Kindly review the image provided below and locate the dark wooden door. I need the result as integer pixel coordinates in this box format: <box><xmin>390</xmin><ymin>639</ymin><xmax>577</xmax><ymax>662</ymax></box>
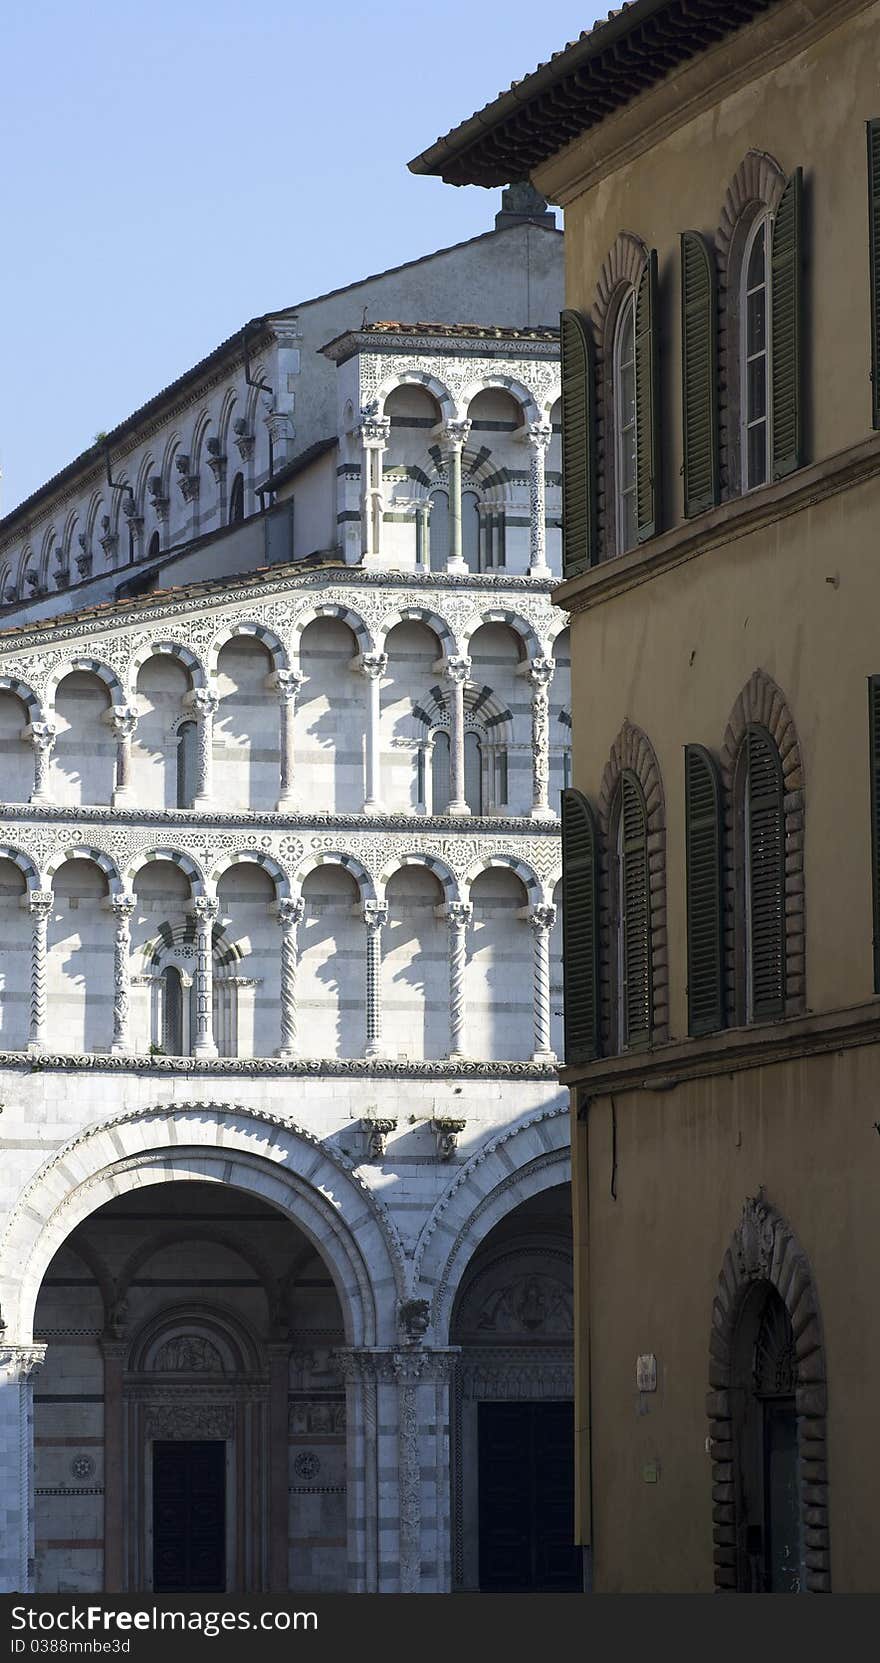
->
<box><xmin>477</xmin><ymin>1402</ymin><xmax>581</xmax><ymax>1592</ymax></box>
<box><xmin>153</xmin><ymin>1440</ymin><xmax>226</xmax><ymax>1592</ymax></box>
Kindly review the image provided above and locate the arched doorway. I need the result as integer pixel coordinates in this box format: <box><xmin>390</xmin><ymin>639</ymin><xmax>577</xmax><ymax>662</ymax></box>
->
<box><xmin>449</xmin><ymin>1184</ymin><xmax>580</xmax><ymax>1592</ymax></box>
<box><xmin>31</xmin><ymin>1181</ymin><xmax>347</xmax><ymax>1593</ymax></box>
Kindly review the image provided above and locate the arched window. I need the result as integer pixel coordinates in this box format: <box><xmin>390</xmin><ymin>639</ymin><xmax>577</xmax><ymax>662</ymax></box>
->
<box><xmin>431</xmin><ymin>730</ymin><xmax>451</xmax><ymax>813</ymax></box>
<box><xmin>614</xmin><ymin>770</ymin><xmax>651</xmax><ymax>1049</ymax></box>
<box><xmin>462</xmin><ymin>490</ymin><xmax>480</xmax><ymax>574</ymax></box>
<box><xmin>735</xmin><ymin>724</ymin><xmax>786</xmax><ymax>1023</ymax></box>
<box><xmin>176</xmin><ymin>721</ymin><xmax>198</xmax><ymax>810</ymax></box>
<box><xmin>161</xmin><ymin>965</ymin><xmax>184</xmax><ymax>1055</ymax></box>
<box><xmin>428</xmin><ymin>489</ymin><xmax>449</xmax><ymax>572</ymax></box>
<box><xmin>741</xmin><ymin>213</ymin><xmax>771</xmax><ymax>491</ymax></box>
<box><xmin>730</xmin><ymin>1283</ymin><xmax>803</xmax><ymax>1592</ymax></box>
<box><xmin>464</xmin><ymin>731</ymin><xmax>482</xmax><ymax>815</ymax></box>
<box><xmin>147</xmin><ymin>530</ymin><xmax>161</xmax><ymax>563</ymax></box>
<box><xmin>229</xmin><ymin>472</ymin><xmax>245</xmax><ymax>525</ymax></box>
<box><xmin>613</xmin><ymin>291</ymin><xmax>638</xmax><ymax>553</ymax></box>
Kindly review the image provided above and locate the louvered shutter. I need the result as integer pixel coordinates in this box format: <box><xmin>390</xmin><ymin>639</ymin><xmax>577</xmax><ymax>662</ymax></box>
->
<box><xmin>746</xmin><ymin>725</ymin><xmax>786</xmax><ymax>1021</ymax></box>
<box><xmin>868</xmin><ymin>123</ymin><xmax>880</xmax><ymax>429</ymax></box>
<box><xmin>562</xmin><ymin>788</ymin><xmax>599</xmax><ymax>1063</ymax></box>
<box><xmin>634</xmin><ymin>251</ymin><xmax>660</xmax><ymax>541</ymax></box>
<box><xmin>620</xmin><ymin>772</ymin><xmax>652</xmax><ymax>1046</ymax></box>
<box><xmin>770</xmin><ymin>168</ymin><xmax>804</xmax><ymax>480</ymax></box>
<box><xmin>685</xmin><ymin>744</ymin><xmax>723</xmax><ymax>1035</ymax></box>
<box><xmin>869</xmin><ymin>677</ymin><xmax>880</xmax><ymax>990</ymax></box>
<box><xmin>680</xmin><ymin>232</ymin><xmax>719</xmax><ymax>517</ymax></box>
<box><xmin>560</xmin><ymin>310</ymin><xmax>598</xmax><ymax>577</ymax></box>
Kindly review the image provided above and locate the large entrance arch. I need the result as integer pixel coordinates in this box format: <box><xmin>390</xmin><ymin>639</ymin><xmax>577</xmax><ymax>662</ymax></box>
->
<box><xmin>0</xmin><ymin>1104</ymin><xmax>405</xmax><ymax>1594</ymax></box>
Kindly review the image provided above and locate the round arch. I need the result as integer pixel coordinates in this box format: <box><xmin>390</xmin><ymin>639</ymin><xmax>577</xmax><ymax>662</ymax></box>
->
<box><xmin>413</xmin><ymin>1103</ymin><xmax>569</xmax><ymax>1341</ymax></box>
<box><xmin>375</xmin><ymin>370</ymin><xmax>455</xmax><ymax>422</ymax></box>
<box><xmin>45</xmin><ymin>657</ymin><xmax>125</xmax><ymax>709</ymax></box>
<box><xmin>291</xmin><ymin>603</ymin><xmax>373</xmax><ymax>658</ymax></box>
<box><xmin>460</xmin><ymin>374</ymin><xmax>541</xmax><ymax>427</ymax></box>
<box><xmin>378</xmin><ymin>851</ymin><xmax>457</xmax><ymax>906</ymax></box>
<box><xmin>208</xmin><ymin>620</ymin><xmax>289</xmax><ymax>676</ymax></box>
<box><xmin>293</xmin><ymin>849</ymin><xmax>375</xmax><ymax>902</ymax></box>
<box><xmin>124</xmin><ymin>847</ymin><xmax>204</xmax><ymax>894</ymax></box>
<box><xmin>0</xmin><ymin>1103</ymin><xmax>406</xmax><ymax>1348</ymax></box>
<box><xmin>208</xmin><ymin>848</ymin><xmax>291</xmax><ymax>898</ymax></box>
<box><xmin>376</xmin><ymin>605</ymin><xmax>457</xmax><ymax>657</ymax></box>
<box><xmin>0</xmin><ymin>845</ymin><xmax>41</xmax><ymax>891</ymax></box>
<box><xmin>45</xmin><ymin>844</ymin><xmax>121</xmax><ymax>891</ymax></box>
<box><xmin>462</xmin><ymin>853</ymin><xmax>542</xmax><ymax>907</ymax></box>
<box><xmin>0</xmin><ymin>674</ymin><xmax>40</xmax><ymax>717</ymax></box>
<box><xmin>129</xmin><ymin>641</ymin><xmax>207</xmax><ymax>694</ymax></box>
<box><xmin>461</xmin><ymin>609</ymin><xmax>541</xmax><ymax>661</ymax></box>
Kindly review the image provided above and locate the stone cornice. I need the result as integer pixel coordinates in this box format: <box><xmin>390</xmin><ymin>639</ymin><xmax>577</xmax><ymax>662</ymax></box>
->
<box><xmin>553</xmin><ymin>430</ymin><xmax>880</xmax><ymax>615</ymax></box>
<box><xmin>0</xmin><ymin>565</ymin><xmax>558</xmax><ymax>660</ymax></box>
<box><xmin>562</xmin><ymin>995</ymin><xmax>880</xmax><ymax>1099</ymax></box>
<box><xmin>0</xmin><ymin>1050</ymin><xmax>559</xmax><ymax>1081</ymax></box>
<box><xmin>0</xmin><ymin>802</ymin><xmax>560</xmax><ymax>837</ymax></box>
<box><xmin>326</xmin><ymin>331</ymin><xmax>560</xmax><ymax>367</ymax></box>
<box><xmin>534</xmin><ymin>0</ymin><xmax>871</xmax><ymax>208</ymax></box>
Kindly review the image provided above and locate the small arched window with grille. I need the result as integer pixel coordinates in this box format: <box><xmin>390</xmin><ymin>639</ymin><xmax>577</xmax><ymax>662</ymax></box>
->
<box><xmin>735</xmin><ymin>724</ymin><xmax>786</xmax><ymax>1022</ymax></box>
<box><xmin>176</xmin><ymin>721</ymin><xmax>198</xmax><ymax>810</ymax></box>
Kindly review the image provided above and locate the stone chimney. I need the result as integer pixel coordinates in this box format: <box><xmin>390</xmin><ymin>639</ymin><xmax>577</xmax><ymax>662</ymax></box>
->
<box><xmin>494</xmin><ymin>182</ymin><xmax>557</xmax><ymax>230</ymax></box>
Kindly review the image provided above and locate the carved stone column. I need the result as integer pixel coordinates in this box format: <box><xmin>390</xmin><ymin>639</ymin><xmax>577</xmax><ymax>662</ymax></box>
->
<box><xmin>360</xmin><ymin>415</ymin><xmax>391</xmax><ymax>565</ymax></box>
<box><xmin>526</xmin><ymin>420</ymin><xmax>553</xmax><ymax>576</ymax></box>
<box><xmin>360</xmin><ymin>652</ymin><xmax>387</xmax><ymax>814</ymax></box>
<box><xmin>445</xmin><ymin>902</ymin><xmax>472</xmax><ymax>1058</ymax></box>
<box><xmin>100</xmin><ymin>1338</ymin><xmax>127</xmax><ymax>1592</ymax></box>
<box><xmin>527</xmin><ymin>657</ymin><xmax>556</xmax><ymax>819</ymax></box>
<box><xmin>415</xmin><ymin>499</ymin><xmax>432</xmax><ymax>568</ymax></box>
<box><xmin>268</xmin><ymin>1341</ymin><xmax>291</xmax><ymax>1591</ymax></box>
<box><xmin>276</xmin><ymin>896</ymin><xmax>304</xmax><ymax>1057</ymax></box>
<box><xmin>441</xmin><ymin>420</ymin><xmax>471</xmax><ymax>573</ymax></box>
<box><xmin>189</xmin><ymin>689</ymin><xmax>218</xmax><ymax>808</ymax></box>
<box><xmin>106</xmin><ymin>892</ymin><xmax>136</xmax><ymax>1055</ymax></box>
<box><xmin>273</xmin><ymin>669</ymin><xmax>304</xmax><ymax>811</ymax></box>
<box><xmin>443</xmin><ymin>656</ymin><xmax>471</xmax><ymax>815</ymax></box>
<box><xmin>27</xmin><ymin>889</ymin><xmax>53</xmax><ymax>1052</ymax></box>
<box><xmin>363</xmin><ymin>901</ymin><xmax>387</xmax><ymax>1057</ymax></box>
<box><xmin>26</xmin><ymin>721</ymin><xmax>56</xmax><ymax>804</ymax></box>
<box><xmin>0</xmin><ymin>1345</ymin><xmax>47</xmax><ymax>1592</ymax></box>
<box><xmin>191</xmin><ymin>895</ymin><xmax>219</xmax><ymax>1057</ymax></box>
<box><xmin>107</xmin><ymin>705</ymin><xmax>138</xmax><ymax>807</ymax></box>
<box><xmin>528</xmin><ymin>903</ymin><xmax>557</xmax><ymax>1061</ymax></box>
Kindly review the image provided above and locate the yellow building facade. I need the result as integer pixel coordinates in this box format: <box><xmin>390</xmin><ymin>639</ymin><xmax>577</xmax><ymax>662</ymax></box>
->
<box><xmin>413</xmin><ymin>0</ymin><xmax>880</xmax><ymax>1592</ymax></box>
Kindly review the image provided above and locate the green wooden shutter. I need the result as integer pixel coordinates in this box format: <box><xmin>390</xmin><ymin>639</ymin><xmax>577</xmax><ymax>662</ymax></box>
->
<box><xmin>867</xmin><ymin>122</ymin><xmax>880</xmax><ymax>429</ymax></box>
<box><xmin>746</xmin><ymin>725</ymin><xmax>786</xmax><ymax>1021</ymax></box>
<box><xmin>562</xmin><ymin>788</ymin><xmax>599</xmax><ymax>1063</ymax></box>
<box><xmin>868</xmin><ymin>677</ymin><xmax>880</xmax><ymax>990</ymax></box>
<box><xmin>680</xmin><ymin>232</ymin><xmax>719</xmax><ymax>517</ymax></box>
<box><xmin>620</xmin><ymin>771</ymin><xmax>652</xmax><ymax>1046</ymax></box>
<box><xmin>634</xmin><ymin>250</ymin><xmax>660</xmax><ymax>541</ymax></box>
<box><xmin>685</xmin><ymin>744</ymin><xmax>723</xmax><ymax>1036</ymax></box>
<box><xmin>560</xmin><ymin>310</ymin><xmax>598</xmax><ymax>577</ymax></box>
<box><xmin>770</xmin><ymin>168</ymin><xmax>804</xmax><ymax>480</ymax></box>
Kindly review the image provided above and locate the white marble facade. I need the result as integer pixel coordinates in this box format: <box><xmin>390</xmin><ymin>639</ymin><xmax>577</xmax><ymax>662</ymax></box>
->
<box><xmin>0</xmin><ymin>212</ymin><xmax>575</xmax><ymax>1595</ymax></box>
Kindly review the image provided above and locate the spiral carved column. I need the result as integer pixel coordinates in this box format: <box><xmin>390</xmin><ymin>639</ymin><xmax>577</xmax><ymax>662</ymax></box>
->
<box><xmin>191</xmin><ymin>895</ymin><xmax>219</xmax><ymax>1057</ymax></box>
<box><xmin>27</xmin><ymin>722</ymin><xmax>56</xmax><ymax>805</ymax></box>
<box><xmin>446</xmin><ymin>901</ymin><xmax>472</xmax><ymax>1058</ymax></box>
<box><xmin>190</xmin><ymin>689</ymin><xmax>218</xmax><ymax>808</ymax></box>
<box><xmin>276</xmin><ymin>896</ymin><xmax>304</xmax><ymax>1057</ymax></box>
<box><xmin>528</xmin><ymin>657</ymin><xmax>555</xmax><ymax>820</ymax></box>
<box><xmin>529</xmin><ymin>903</ymin><xmax>557</xmax><ymax>1061</ymax></box>
<box><xmin>110</xmin><ymin>892</ymin><xmax>135</xmax><ymax>1054</ymax></box>
<box><xmin>363</xmin><ymin>900</ymin><xmax>387</xmax><ymax>1058</ymax></box>
<box><xmin>27</xmin><ymin>890</ymin><xmax>53</xmax><ymax>1051</ymax></box>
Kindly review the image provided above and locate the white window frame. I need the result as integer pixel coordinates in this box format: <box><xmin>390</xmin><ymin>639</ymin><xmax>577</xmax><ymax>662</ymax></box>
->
<box><xmin>740</xmin><ymin>210</ymin><xmax>773</xmax><ymax>493</ymax></box>
<box><xmin>613</xmin><ymin>289</ymin><xmax>638</xmax><ymax>554</ymax></box>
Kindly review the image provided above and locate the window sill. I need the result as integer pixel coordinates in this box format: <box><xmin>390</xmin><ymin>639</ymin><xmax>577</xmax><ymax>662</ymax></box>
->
<box><xmin>552</xmin><ymin>429</ymin><xmax>880</xmax><ymax>615</ymax></box>
<box><xmin>561</xmin><ymin>994</ymin><xmax>880</xmax><ymax>1098</ymax></box>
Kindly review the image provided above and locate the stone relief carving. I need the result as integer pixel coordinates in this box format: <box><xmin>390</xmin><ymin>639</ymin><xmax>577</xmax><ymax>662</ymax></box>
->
<box><xmin>475</xmin><ymin>1274</ymin><xmax>572</xmax><ymax>1336</ymax></box>
<box><xmin>153</xmin><ymin>1335</ymin><xmax>224</xmax><ymax>1373</ymax></box>
<box><xmin>144</xmin><ymin>1403</ymin><xmax>233</xmax><ymax>1439</ymax></box>
<box><xmin>288</xmin><ymin>1398</ymin><xmax>346</xmax><ymax>1435</ymax></box>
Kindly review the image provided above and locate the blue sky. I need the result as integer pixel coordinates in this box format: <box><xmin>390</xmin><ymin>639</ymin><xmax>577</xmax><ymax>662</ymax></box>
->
<box><xmin>0</xmin><ymin>1</ymin><xmax>595</xmax><ymax>514</ymax></box>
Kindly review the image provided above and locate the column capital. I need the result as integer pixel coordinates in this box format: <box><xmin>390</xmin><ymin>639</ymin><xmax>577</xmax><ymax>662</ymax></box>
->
<box><xmin>333</xmin><ymin>1345</ymin><xmax>459</xmax><ymax>1386</ymax></box>
<box><xmin>528</xmin><ymin>903</ymin><xmax>557</xmax><ymax>932</ymax></box>
<box><xmin>106</xmin><ymin>703</ymin><xmax>139</xmax><ymax>739</ymax></box>
<box><xmin>0</xmin><ymin>1344</ymin><xmax>47</xmax><ymax>1381</ymax></box>
<box><xmin>359</xmin><ymin>414</ymin><xmax>391</xmax><ymax>446</ymax></box>
<box><xmin>445</xmin><ymin>901</ymin><xmax>472</xmax><ymax>929</ymax></box>
<box><xmin>191</xmin><ymin>894</ymin><xmax>219</xmax><ymax>922</ymax></box>
<box><xmin>272</xmin><ymin>668</ymin><xmax>305</xmax><ymax>701</ymax></box>
<box><xmin>525</xmin><ymin>419</ymin><xmax>553</xmax><ymax>451</ymax></box>
<box><xmin>276</xmin><ymin>896</ymin><xmax>305</xmax><ymax>928</ymax></box>
<box><xmin>440</xmin><ymin>419</ymin><xmax>471</xmax><ymax>452</ymax></box>
<box><xmin>109</xmin><ymin>891</ymin><xmax>136</xmax><ymax>919</ymax></box>
<box><xmin>359</xmin><ymin>651</ymin><xmax>388</xmax><ymax>681</ymax></box>
<box><xmin>527</xmin><ymin>656</ymin><xmax>555</xmax><ymax>687</ymax></box>
<box><xmin>26</xmin><ymin>720</ymin><xmax>56</xmax><ymax>751</ymax></box>
<box><xmin>188</xmin><ymin>688</ymin><xmax>219</xmax><ymax>720</ymax></box>
<box><xmin>27</xmin><ymin>889</ymin><xmax>53</xmax><ymax>914</ymax></box>
<box><xmin>363</xmin><ymin>900</ymin><xmax>388</xmax><ymax>930</ymax></box>
<box><xmin>443</xmin><ymin>655</ymin><xmax>471</xmax><ymax>687</ymax></box>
